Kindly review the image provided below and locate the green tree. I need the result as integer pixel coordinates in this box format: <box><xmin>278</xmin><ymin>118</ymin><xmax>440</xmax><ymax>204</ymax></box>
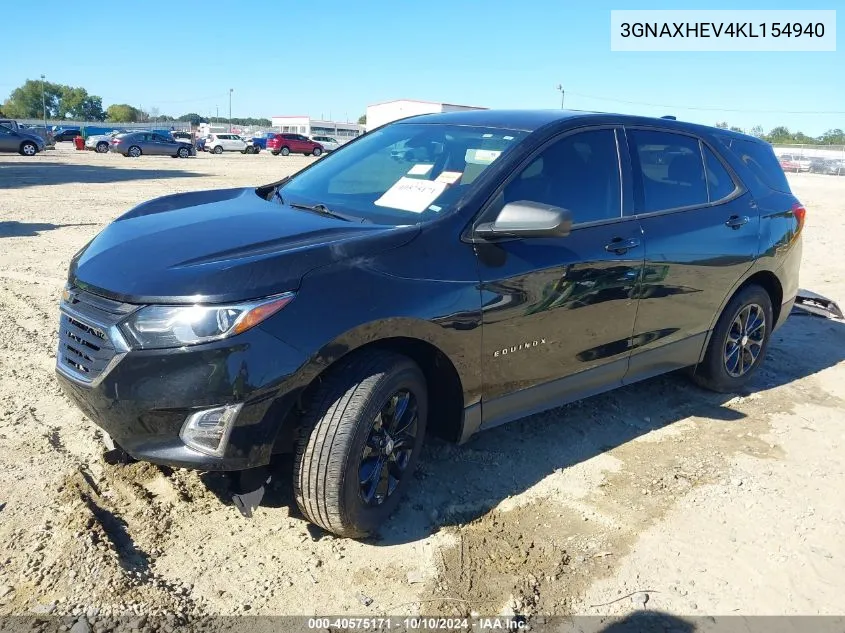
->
<box><xmin>106</xmin><ymin>104</ymin><xmax>142</xmax><ymax>122</ymax></box>
<box><xmin>819</xmin><ymin>128</ymin><xmax>845</xmax><ymax>145</ymax></box>
<box><xmin>358</xmin><ymin>114</ymin><xmax>366</xmax><ymax>125</ymax></box>
<box><xmin>2</xmin><ymin>79</ymin><xmax>61</xmax><ymax>118</ymax></box>
<box><xmin>729</xmin><ymin>126</ymin><xmax>744</xmax><ymax>133</ymax></box>
<box><xmin>750</xmin><ymin>125</ymin><xmax>765</xmax><ymax>138</ymax></box>
<box><xmin>58</xmin><ymin>86</ymin><xmax>105</xmax><ymax>120</ymax></box>
<box><xmin>714</xmin><ymin>121</ymin><xmax>729</xmax><ymax>129</ymax></box>
<box><xmin>178</xmin><ymin>112</ymin><xmax>208</xmax><ymax>124</ymax></box>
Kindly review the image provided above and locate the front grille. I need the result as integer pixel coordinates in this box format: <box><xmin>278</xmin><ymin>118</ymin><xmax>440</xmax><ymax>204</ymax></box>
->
<box><xmin>56</xmin><ymin>286</ymin><xmax>136</xmax><ymax>384</ymax></box>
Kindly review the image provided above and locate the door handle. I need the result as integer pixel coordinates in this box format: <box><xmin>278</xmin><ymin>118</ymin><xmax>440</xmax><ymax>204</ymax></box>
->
<box><xmin>725</xmin><ymin>215</ymin><xmax>750</xmax><ymax>229</ymax></box>
<box><xmin>605</xmin><ymin>237</ymin><xmax>641</xmax><ymax>254</ymax></box>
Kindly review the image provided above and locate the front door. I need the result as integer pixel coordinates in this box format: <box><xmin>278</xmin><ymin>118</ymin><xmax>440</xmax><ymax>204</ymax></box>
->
<box><xmin>476</xmin><ymin>127</ymin><xmax>644</xmax><ymax>429</ymax></box>
<box><xmin>621</xmin><ymin>127</ymin><xmax>760</xmax><ymax>381</ymax></box>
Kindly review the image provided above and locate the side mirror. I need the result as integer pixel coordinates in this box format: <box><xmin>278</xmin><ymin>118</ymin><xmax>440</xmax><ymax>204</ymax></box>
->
<box><xmin>475</xmin><ymin>201</ymin><xmax>572</xmax><ymax>239</ymax></box>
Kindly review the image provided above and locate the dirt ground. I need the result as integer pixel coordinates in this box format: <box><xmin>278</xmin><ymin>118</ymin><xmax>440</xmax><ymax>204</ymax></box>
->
<box><xmin>1</xmin><ymin>145</ymin><xmax>843</xmax><ymax>626</ymax></box>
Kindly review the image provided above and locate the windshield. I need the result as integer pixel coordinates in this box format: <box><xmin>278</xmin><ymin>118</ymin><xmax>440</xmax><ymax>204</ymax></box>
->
<box><xmin>279</xmin><ymin>123</ymin><xmax>527</xmax><ymax>225</ymax></box>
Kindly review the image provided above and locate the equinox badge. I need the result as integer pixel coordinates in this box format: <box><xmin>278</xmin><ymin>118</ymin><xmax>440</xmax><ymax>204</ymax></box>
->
<box><xmin>494</xmin><ymin>339</ymin><xmax>547</xmax><ymax>358</ymax></box>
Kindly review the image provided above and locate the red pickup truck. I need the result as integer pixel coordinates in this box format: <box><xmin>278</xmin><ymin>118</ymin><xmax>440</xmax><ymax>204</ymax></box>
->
<box><xmin>266</xmin><ymin>133</ymin><xmax>324</xmax><ymax>157</ymax></box>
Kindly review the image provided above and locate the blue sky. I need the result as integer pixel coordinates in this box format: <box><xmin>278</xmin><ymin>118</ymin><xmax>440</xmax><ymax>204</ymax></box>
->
<box><xmin>1</xmin><ymin>0</ymin><xmax>842</xmax><ymax>135</ymax></box>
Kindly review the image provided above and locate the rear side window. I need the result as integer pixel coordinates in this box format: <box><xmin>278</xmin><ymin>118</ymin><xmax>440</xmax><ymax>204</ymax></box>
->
<box><xmin>720</xmin><ymin>137</ymin><xmax>791</xmax><ymax>194</ymax></box>
<box><xmin>627</xmin><ymin>129</ymin><xmax>708</xmax><ymax>213</ymax></box>
<box><xmin>703</xmin><ymin>145</ymin><xmax>738</xmax><ymax>201</ymax></box>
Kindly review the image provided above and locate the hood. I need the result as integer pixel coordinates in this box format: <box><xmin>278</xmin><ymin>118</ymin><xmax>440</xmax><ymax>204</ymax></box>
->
<box><xmin>70</xmin><ymin>187</ymin><xmax>418</xmax><ymax>304</ymax></box>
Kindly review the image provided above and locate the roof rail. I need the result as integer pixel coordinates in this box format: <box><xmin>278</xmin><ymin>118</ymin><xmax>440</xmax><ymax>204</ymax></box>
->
<box><xmin>661</xmin><ymin>115</ymin><xmax>677</xmax><ymax>120</ymax></box>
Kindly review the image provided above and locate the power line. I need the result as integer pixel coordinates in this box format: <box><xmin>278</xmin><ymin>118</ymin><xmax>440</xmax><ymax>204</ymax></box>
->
<box><xmin>566</xmin><ymin>91</ymin><xmax>845</xmax><ymax>115</ymax></box>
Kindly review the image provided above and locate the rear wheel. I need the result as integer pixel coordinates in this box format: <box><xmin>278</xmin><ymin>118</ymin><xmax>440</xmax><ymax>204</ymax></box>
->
<box><xmin>212</xmin><ymin>146</ymin><xmax>223</xmax><ymax>154</ymax></box>
<box><xmin>312</xmin><ymin>147</ymin><xmax>323</xmax><ymax>157</ymax></box>
<box><xmin>127</xmin><ymin>145</ymin><xmax>142</xmax><ymax>158</ymax></box>
<box><xmin>691</xmin><ymin>284</ymin><xmax>773</xmax><ymax>393</ymax></box>
<box><xmin>280</xmin><ymin>146</ymin><xmax>290</xmax><ymax>156</ymax></box>
<box><xmin>20</xmin><ymin>142</ymin><xmax>38</xmax><ymax>156</ymax></box>
<box><xmin>96</xmin><ymin>142</ymin><xmax>109</xmax><ymax>153</ymax></box>
<box><xmin>293</xmin><ymin>350</ymin><xmax>428</xmax><ymax>538</ymax></box>
<box><xmin>271</xmin><ymin>151</ymin><xmax>280</xmax><ymax>156</ymax></box>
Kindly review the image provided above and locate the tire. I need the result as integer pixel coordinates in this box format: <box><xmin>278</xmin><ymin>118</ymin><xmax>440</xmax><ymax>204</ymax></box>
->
<box><xmin>127</xmin><ymin>145</ymin><xmax>142</xmax><ymax>158</ymax></box>
<box><xmin>20</xmin><ymin>142</ymin><xmax>38</xmax><ymax>156</ymax></box>
<box><xmin>280</xmin><ymin>146</ymin><xmax>290</xmax><ymax>156</ymax></box>
<box><xmin>243</xmin><ymin>146</ymin><xmax>253</xmax><ymax>154</ymax></box>
<box><xmin>212</xmin><ymin>146</ymin><xmax>223</xmax><ymax>154</ymax></box>
<box><xmin>312</xmin><ymin>147</ymin><xmax>322</xmax><ymax>157</ymax></box>
<box><xmin>293</xmin><ymin>350</ymin><xmax>428</xmax><ymax>538</ymax></box>
<box><xmin>177</xmin><ymin>147</ymin><xmax>189</xmax><ymax>158</ymax></box>
<box><xmin>96</xmin><ymin>142</ymin><xmax>109</xmax><ymax>153</ymax></box>
<box><xmin>691</xmin><ymin>284</ymin><xmax>773</xmax><ymax>393</ymax></box>
<box><xmin>271</xmin><ymin>151</ymin><xmax>280</xmax><ymax>156</ymax></box>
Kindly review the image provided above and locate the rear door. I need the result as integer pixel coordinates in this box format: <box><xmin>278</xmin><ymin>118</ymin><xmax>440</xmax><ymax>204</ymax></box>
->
<box><xmin>622</xmin><ymin>127</ymin><xmax>760</xmax><ymax>381</ymax></box>
<box><xmin>0</xmin><ymin>126</ymin><xmax>19</xmax><ymax>152</ymax></box>
<box><xmin>476</xmin><ymin>126</ymin><xmax>645</xmax><ymax>427</ymax></box>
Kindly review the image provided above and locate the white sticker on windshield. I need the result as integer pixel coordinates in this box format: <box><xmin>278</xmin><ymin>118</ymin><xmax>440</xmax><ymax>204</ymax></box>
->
<box><xmin>503</xmin><ymin>135</ymin><xmax>515</xmax><ymax>140</ymax></box>
<box><xmin>407</xmin><ymin>163</ymin><xmax>433</xmax><ymax>176</ymax></box>
<box><xmin>482</xmin><ymin>133</ymin><xmax>493</xmax><ymax>138</ymax></box>
<box><xmin>375</xmin><ymin>177</ymin><xmax>448</xmax><ymax>213</ymax></box>
<box><xmin>436</xmin><ymin>171</ymin><xmax>463</xmax><ymax>185</ymax></box>
<box><xmin>465</xmin><ymin>148</ymin><xmax>502</xmax><ymax>165</ymax></box>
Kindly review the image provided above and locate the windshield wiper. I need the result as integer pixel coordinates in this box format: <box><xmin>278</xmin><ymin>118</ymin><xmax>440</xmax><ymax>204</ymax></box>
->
<box><xmin>288</xmin><ymin>202</ymin><xmax>367</xmax><ymax>223</ymax></box>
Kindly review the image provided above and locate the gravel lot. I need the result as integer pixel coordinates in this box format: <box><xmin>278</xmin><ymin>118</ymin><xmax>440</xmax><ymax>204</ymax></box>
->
<box><xmin>1</xmin><ymin>145</ymin><xmax>844</xmax><ymax>625</ymax></box>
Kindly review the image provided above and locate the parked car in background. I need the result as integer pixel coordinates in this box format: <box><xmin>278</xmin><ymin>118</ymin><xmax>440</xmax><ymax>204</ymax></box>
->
<box><xmin>110</xmin><ymin>131</ymin><xmax>193</xmax><ymax>158</ymax></box>
<box><xmin>86</xmin><ymin>130</ymin><xmax>128</xmax><ymax>153</ymax></box>
<box><xmin>777</xmin><ymin>153</ymin><xmax>810</xmax><ymax>172</ymax></box>
<box><xmin>53</xmin><ymin>110</ymin><xmax>805</xmax><ymax>538</ymax></box>
<box><xmin>0</xmin><ymin>124</ymin><xmax>47</xmax><ymax>155</ymax></box>
<box><xmin>54</xmin><ymin>128</ymin><xmax>82</xmax><ymax>142</ymax></box>
<box><xmin>206</xmin><ymin>133</ymin><xmax>249</xmax><ymax>154</ymax></box>
<box><xmin>245</xmin><ymin>135</ymin><xmax>268</xmax><ymax>152</ymax></box>
<box><xmin>266</xmin><ymin>133</ymin><xmax>324</xmax><ymax>156</ymax></box>
<box><xmin>172</xmin><ymin>131</ymin><xmax>192</xmax><ymax>143</ymax></box>
<box><xmin>809</xmin><ymin>157</ymin><xmax>845</xmax><ymax>175</ymax></box>
<box><xmin>311</xmin><ymin>135</ymin><xmax>340</xmax><ymax>152</ymax></box>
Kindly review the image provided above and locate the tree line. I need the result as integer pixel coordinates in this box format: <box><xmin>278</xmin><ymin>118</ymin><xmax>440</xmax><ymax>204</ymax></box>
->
<box><xmin>0</xmin><ymin>79</ymin><xmax>271</xmax><ymax>126</ymax></box>
<box><xmin>714</xmin><ymin>122</ymin><xmax>845</xmax><ymax>145</ymax></box>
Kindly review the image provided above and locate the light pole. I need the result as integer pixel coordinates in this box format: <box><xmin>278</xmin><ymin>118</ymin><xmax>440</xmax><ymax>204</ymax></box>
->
<box><xmin>229</xmin><ymin>89</ymin><xmax>233</xmax><ymax>132</ymax></box>
<box><xmin>40</xmin><ymin>74</ymin><xmax>47</xmax><ymax>130</ymax></box>
<box><xmin>556</xmin><ymin>83</ymin><xmax>565</xmax><ymax>109</ymax></box>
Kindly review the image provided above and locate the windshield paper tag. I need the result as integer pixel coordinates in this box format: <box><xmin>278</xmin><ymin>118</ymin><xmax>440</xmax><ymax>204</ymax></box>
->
<box><xmin>407</xmin><ymin>163</ymin><xmax>433</xmax><ymax>176</ymax></box>
<box><xmin>466</xmin><ymin>149</ymin><xmax>502</xmax><ymax>165</ymax></box>
<box><xmin>375</xmin><ymin>177</ymin><xmax>448</xmax><ymax>213</ymax></box>
<box><xmin>436</xmin><ymin>171</ymin><xmax>462</xmax><ymax>185</ymax></box>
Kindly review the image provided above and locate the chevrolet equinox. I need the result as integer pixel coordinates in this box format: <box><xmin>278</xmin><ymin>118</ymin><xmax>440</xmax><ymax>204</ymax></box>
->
<box><xmin>56</xmin><ymin>110</ymin><xmax>804</xmax><ymax>537</ymax></box>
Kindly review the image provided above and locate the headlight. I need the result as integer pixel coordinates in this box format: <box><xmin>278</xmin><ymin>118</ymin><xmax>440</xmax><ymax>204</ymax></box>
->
<box><xmin>120</xmin><ymin>292</ymin><xmax>294</xmax><ymax>350</ymax></box>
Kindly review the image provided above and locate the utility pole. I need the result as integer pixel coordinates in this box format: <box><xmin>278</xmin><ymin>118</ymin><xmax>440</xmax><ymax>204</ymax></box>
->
<box><xmin>229</xmin><ymin>89</ymin><xmax>233</xmax><ymax>132</ymax></box>
<box><xmin>40</xmin><ymin>74</ymin><xmax>47</xmax><ymax>130</ymax></box>
<box><xmin>556</xmin><ymin>84</ymin><xmax>565</xmax><ymax>109</ymax></box>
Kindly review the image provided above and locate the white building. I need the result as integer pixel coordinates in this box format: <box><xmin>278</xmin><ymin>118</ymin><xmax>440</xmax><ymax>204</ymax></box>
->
<box><xmin>365</xmin><ymin>99</ymin><xmax>488</xmax><ymax>132</ymax></box>
<box><xmin>270</xmin><ymin>116</ymin><xmax>364</xmax><ymax>143</ymax></box>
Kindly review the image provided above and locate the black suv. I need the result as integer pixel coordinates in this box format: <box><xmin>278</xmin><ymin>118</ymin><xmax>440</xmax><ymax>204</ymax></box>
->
<box><xmin>56</xmin><ymin>110</ymin><xmax>804</xmax><ymax>537</ymax></box>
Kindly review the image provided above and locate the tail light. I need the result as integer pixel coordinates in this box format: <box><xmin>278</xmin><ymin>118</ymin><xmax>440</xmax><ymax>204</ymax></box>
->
<box><xmin>791</xmin><ymin>202</ymin><xmax>806</xmax><ymax>238</ymax></box>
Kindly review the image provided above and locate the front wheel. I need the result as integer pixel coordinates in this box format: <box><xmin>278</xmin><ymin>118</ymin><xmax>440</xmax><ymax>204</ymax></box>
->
<box><xmin>177</xmin><ymin>147</ymin><xmax>190</xmax><ymax>158</ymax></box>
<box><xmin>691</xmin><ymin>284</ymin><xmax>773</xmax><ymax>393</ymax></box>
<box><xmin>20</xmin><ymin>142</ymin><xmax>38</xmax><ymax>156</ymax></box>
<box><xmin>293</xmin><ymin>350</ymin><xmax>428</xmax><ymax>538</ymax></box>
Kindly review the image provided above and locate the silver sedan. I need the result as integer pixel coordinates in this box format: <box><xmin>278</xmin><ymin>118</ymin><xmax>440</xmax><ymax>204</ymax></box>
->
<box><xmin>110</xmin><ymin>132</ymin><xmax>193</xmax><ymax>158</ymax></box>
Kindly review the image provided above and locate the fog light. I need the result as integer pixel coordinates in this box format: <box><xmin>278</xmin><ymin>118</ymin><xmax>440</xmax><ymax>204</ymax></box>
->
<box><xmin>179</xmin><ymin>403</ymin><xmax>243</xmax><ymax>457</ymax></box>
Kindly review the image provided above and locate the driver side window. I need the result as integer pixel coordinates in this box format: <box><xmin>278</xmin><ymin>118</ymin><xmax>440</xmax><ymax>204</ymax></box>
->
<box><xmin>504</xmin><ymin>129</ymin><xmax>622</xmax><ymax>225</ymax></box>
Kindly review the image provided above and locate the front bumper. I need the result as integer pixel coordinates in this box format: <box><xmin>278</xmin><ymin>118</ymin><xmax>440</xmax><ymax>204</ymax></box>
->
<box><xmin>56</xmin><ymin>325</ymin><xmax>308</xmax><ymax>471</ymax></box>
